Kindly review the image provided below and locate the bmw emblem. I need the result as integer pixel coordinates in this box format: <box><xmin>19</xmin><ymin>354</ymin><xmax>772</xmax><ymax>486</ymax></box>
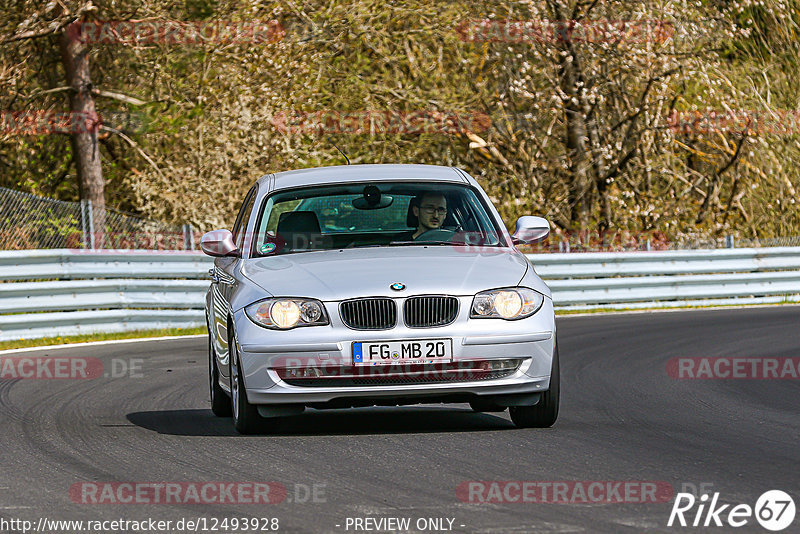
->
<box><xmin>390</xmin><ymin>282</ymin><xmax>406</xmax><ymax>291</ymax></box>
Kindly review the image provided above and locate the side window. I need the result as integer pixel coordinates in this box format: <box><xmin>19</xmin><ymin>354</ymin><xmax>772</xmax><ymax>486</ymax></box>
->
<box><xmin>232</xmin><ymin>186</ymin><xmax>257</xmax><ymax>251</ymax></box>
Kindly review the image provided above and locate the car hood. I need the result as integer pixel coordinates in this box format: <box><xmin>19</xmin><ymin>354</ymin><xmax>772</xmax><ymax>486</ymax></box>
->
<box><xmin>240</xmin><ymin>246</ymin><xmax>531</xmax><ymax>301</ymax></box>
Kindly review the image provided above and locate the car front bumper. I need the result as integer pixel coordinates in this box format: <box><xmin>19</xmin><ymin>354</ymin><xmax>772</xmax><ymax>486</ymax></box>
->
<box><xmin>232</xmin><ymin>296</ymin><xmax>556</xmax><ymax>405</ymax></box>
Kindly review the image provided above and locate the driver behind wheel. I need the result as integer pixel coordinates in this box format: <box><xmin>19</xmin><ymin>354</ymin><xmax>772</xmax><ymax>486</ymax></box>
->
<box><xmin>411</xmin><ymin>192</ymin><xmax>447</xmax><ymax>239</ymax></box>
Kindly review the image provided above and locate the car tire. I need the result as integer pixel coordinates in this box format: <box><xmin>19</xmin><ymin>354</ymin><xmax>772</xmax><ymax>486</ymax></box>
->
<box><xmin>209</xmin><ymin>333</ymin><xmax>232</xmax><ymax>417</ymax></box>
<box><xmin>510</xmin><ymin>342</ymin><xmax>560</xmax><ymax>428</ymax></box>
<box><xmin>229</xmin><ymin>330</ymin><xmax>264</xmax><ymax>435</ymax></box>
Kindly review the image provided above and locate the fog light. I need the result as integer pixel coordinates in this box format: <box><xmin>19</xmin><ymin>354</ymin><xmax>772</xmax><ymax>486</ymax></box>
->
<box><xmin>482</xmin><ymin>359</ymin><xmax>521</xmax><ymax>371</ymax></box>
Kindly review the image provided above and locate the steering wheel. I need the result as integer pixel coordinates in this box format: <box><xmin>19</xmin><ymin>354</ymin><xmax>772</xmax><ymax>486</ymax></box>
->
<box><xmin>415</xmin><ymin>228</ymin><xmax>456</xmax><ymax>242</ymax></box>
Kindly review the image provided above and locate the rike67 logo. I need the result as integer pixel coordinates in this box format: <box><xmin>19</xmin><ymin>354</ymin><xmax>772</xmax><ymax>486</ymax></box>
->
<box><xmin>668</xmin><ymin>490</ymin><xmax>795</xmax><ymax>531</ymax></box>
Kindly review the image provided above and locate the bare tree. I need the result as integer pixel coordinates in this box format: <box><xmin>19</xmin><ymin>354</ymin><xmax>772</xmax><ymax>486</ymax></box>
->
<box><xmin>1</xmin><ymin>2</ymin><xmax>106</xmax><ymax>244</ymax></box>
<box><xmin>59</xmin><ymin>27</ymin><xmax>105</xmax><ymax>244</ymax></box>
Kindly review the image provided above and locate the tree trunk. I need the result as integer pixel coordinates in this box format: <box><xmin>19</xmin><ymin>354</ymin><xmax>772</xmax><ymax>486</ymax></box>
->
<box><xmin>560</xmin><ymin>54</ymin><xmax>593</xmax><ymax>231</ymax></box>
<box><xmin>59</xmin><ymin>28</ymin><xmax>105</xmax><ymax>248</ymax></box>
<box><xmin>549</xmin><ymin>2</ymin><xmax>593</xmax><ymax>231</ymax></box>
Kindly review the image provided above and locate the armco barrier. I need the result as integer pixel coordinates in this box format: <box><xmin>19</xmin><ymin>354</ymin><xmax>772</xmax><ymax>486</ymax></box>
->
<box><xmin>1</xmin><ymin>247</ymin><xmax>799</xmax><ymax>341</ymax></box>
<box><xmin>0</xmin><ymin>250</ymin><xmax>213</xmax><ymax>341</ymax></box>
<box><xmin>531</xmin><ymin>247</ymin><xmax>800</xmax><ymax>309</ymax></box>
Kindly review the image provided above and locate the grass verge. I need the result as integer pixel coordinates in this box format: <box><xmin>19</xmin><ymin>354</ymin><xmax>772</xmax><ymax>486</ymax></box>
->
<box><xmin>0</xmin><ymin>326</ymin><xmax>207</xmax><ymax>351</ymax></box>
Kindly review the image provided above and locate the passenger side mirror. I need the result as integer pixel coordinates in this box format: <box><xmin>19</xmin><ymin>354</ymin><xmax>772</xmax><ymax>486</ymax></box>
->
<box><xmin>511</xmin><ymin>216</ymin><xmax>550</xmax><ymax>244</ymax></box>
<box><xmin>200</xmin><ymin>229</ymin><xmax>240</xmax><ymax>257</ymax></box>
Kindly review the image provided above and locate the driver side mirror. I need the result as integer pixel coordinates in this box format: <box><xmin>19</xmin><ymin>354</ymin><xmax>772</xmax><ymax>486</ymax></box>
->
<box><xmin>511</xmin><ymin>216</ymin><xmax>550</xmax><ymax>244</ymax></box>
<box><xmin>200</xmin><ymin>229</ymin><xmax>240</xmax><ymax>257</ymax></box>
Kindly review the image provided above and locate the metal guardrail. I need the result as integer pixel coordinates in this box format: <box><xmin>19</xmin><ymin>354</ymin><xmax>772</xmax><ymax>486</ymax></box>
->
<box><xmin>532</xmin><ymin>247</ymin><xmax>800</xmax><ymax>309</ymax></box>
<box><xmin>1</xmin><ymin>247</ymin><xmax>799</xmax><ymax>341</ymax></box>
<box><xmin>0</xmin><ymin>250</ymin><xmax>212</xmax><ymax>341</ymax></box>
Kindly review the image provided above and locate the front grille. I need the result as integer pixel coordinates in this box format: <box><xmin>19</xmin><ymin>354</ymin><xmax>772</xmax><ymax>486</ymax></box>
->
<box><xmin>340</xmin><ymin>298</ymin><xmax>397</xmax><ymax>330</ymax></box>
<box><xmin>404</xmin><ymin>296</ymin><xmax>459</xmax><ymax>328</ymax></box>
<box><xmin>277</xmin><ymin>359</ymin><xmax>522</xmax><ymax>387</ymax></box>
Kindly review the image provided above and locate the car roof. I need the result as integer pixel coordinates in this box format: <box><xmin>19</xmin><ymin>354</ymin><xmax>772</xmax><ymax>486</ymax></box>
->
<box><xmin>258</xmin><ymin>164</ymin><xmax>470</xmax><ymax>191</ymax></box>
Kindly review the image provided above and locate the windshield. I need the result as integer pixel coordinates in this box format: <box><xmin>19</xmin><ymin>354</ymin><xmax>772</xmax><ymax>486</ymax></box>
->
<box><xmin>251</xmin><ymin>182</ymin><xmax>504</xmax><ymax>256</ymax></box>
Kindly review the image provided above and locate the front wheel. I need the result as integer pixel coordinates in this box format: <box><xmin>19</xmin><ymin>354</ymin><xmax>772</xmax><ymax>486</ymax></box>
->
<box><xmin>208</xmin><ymin>333</ymin><xmax>231</xmax><ymax>417</ymax></box>
<box><xmin>229</xmin><ymin>330</ymin><xmax>264</xmax><ymax>434</ymax></box>
<box><xmin>510</xmin><ymin>343</ymin><xmax>560</xmax><ymax>428</ymax></box>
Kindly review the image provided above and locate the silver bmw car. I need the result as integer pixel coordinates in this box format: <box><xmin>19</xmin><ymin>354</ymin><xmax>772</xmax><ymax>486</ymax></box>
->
<box><xmin>201</xmin><ymin>164</ymin><xmax>559</xmax><ymax>434</ymax></box>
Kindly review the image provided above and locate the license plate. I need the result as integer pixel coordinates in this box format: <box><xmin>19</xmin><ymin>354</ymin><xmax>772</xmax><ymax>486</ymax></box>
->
<box><xmin>352</xmin><ymin>339</ymin><xmax>452</xmax><ymax>366</ymax></box>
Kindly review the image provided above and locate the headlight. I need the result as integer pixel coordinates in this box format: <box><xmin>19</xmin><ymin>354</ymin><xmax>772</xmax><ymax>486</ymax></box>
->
<box><xmin>245</xmin><ymin>298</ymin><xmax>329</xmax><ymax>330</ymax></box>
<box><xmin>470</xmin><ymin>288</ymin><xmax>544</xmax><ymax>320</ymax></box>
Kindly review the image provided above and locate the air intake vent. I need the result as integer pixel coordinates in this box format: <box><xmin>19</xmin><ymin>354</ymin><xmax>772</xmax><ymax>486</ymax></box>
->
<box><xmin>340</xmin><ymin>298</ymin><xmax>397</xmax><ymax>330</ymax></box>
<box><xmin>403</xmin><ymin>296</ymin><xmax>459</xmax><ymax>328</ymax></box>
<box><xmin>277</xmin><ymin>359</ymin><xmax>522</xmax><ymax>387</ymax></box>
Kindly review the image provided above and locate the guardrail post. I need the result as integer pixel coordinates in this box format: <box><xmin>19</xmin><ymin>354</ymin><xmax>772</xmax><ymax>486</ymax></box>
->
<box><xmin>725</xmin><ymin>235</ymin><xmax>735</xmax><ymax>248</ymax></box>
<box><xmin>80</xmin><ymin>199</ymin><xmax>95</xmax><ymax>250</ymax></box>
<box><xmin>183</xmin><ymin>224</ymin><xmax>195</xmax><ymax>250</ymax></box>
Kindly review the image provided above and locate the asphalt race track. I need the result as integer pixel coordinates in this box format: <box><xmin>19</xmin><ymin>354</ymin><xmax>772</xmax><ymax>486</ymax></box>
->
<box><xmin>1</xmin><ymin>307</ymin><xmax>798</xmax><ymax>533</ymax></box>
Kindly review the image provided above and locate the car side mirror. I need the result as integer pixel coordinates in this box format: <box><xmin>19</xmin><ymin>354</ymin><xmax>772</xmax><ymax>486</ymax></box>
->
<box><xmin>200</xmin><ymin>229</ymin><xmax>240</xmax><ymax>257</ymax></box>
<box><xmin>511</xmin><ymin>216</ymin><xmax>550</xmax><ymax>244</ymax></box>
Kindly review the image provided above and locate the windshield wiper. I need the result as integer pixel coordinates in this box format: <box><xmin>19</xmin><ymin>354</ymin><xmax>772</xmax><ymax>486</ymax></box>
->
<box><xmin>387</xmin><ymin>240</ymin><xmax>452</xmax><ymax>246</ymax></box>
